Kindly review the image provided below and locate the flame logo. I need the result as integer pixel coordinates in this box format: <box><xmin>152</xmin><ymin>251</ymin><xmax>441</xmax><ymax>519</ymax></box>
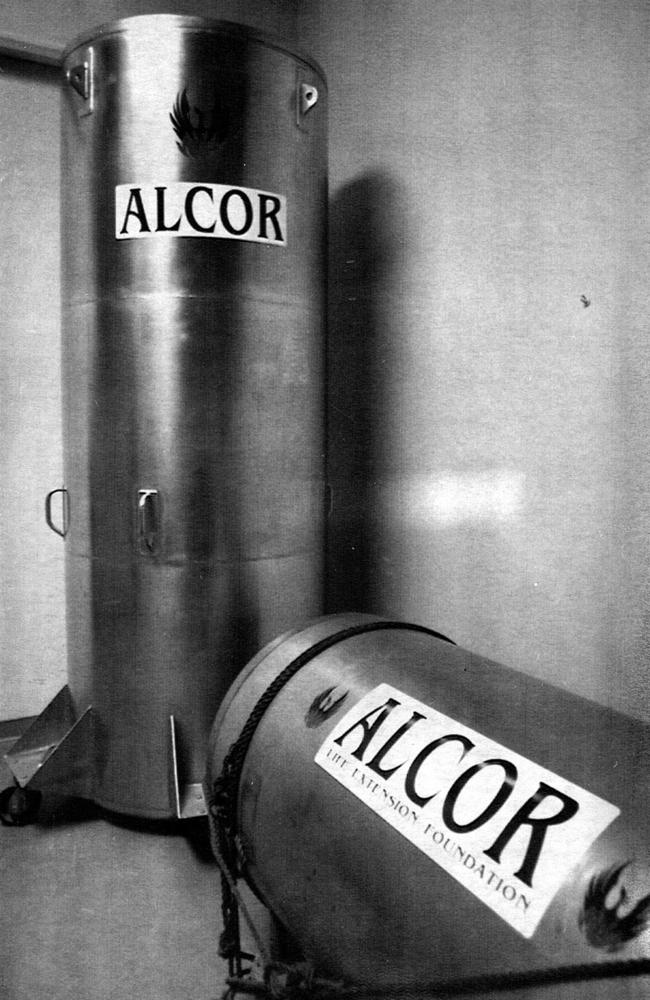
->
<box><xmin>579</xmin><ymin>861</ymin><xmax>650</xmax><ymax>952</ymax></box>
<box><xmin>306</xmin><ymin>687</ymin><xmax>349</xmax><ymax>728</ymax></box>
<box><xmin>169</xmin><ymin>89</ymin><xmax>229</xmax><ymax>158</ymax></box>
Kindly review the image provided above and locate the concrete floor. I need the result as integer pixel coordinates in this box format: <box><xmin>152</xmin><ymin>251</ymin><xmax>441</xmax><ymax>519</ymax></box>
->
<box><xmin>0</xmin><ymin>729</ymin><xmax>233</xmax><ymax>1000</ymax></box>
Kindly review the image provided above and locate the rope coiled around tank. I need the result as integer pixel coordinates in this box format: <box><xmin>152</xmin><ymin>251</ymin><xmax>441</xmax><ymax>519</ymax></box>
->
<box><xmin>221</xmin><ymin>956</ymin><xmax>650</xmax><ymax>999</ymax></box>
<box><xmin>206</xmin><ymin>620</ymin><xmax>453</xmax><ymax>978</ymax></box>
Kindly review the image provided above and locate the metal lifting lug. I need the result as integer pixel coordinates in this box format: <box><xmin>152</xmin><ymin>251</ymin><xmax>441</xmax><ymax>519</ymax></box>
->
<box><xmin>66</xmin><ymin>49</ymin><xmax>94</xmax><ymax>116</ymax></box>
<box><xmin>297</xmin><ymin>81</ymin><xmax>319</xmax><ymax>126</ymax></box>
<box><xmin>68</xmin><ymin>63</ymin><xmax>89</xmax><ymax>99</ymax></box>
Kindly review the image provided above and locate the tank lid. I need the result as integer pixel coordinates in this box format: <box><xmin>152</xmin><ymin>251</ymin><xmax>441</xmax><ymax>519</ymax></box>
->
<box><xmin>62</xmin><ymin>13</ymin><xmax>327</xmax><ymax>83</ymax></box>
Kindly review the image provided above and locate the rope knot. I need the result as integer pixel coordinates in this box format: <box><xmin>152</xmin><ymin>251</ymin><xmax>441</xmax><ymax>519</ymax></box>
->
<box><xmin>210</xmin><ymin>776</ymin><xmax>233</xmax><ymax>820</ymax></box>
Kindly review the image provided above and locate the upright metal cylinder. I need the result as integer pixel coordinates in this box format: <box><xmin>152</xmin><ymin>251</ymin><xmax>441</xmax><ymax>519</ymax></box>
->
<box><xmin>60</xmin><ymin>16</ymin><xmax>327</xmax><ymax>817</ymax></box>
<box><xmin>206</xmin><ymin>614</ymin><xmax>650</xmax><ymax>995</ymax></box>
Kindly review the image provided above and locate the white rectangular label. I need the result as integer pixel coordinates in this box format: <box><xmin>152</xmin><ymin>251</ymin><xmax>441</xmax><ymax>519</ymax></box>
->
<box><xmin>115</xmin><ymin>182</ymin><xmax>287</xmax><ymax>245</ymax></box>
<box><xmin>315</xmin><ymin>684</ymin><xmax>619</xmax><ymax>938</ymax></box>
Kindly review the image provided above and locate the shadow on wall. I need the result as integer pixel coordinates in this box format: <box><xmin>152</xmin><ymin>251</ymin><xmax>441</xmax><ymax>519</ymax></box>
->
<box><xmin>0</xmin><ymin>52</ymin><xmax>60</xmax><ymax>85</ymax></box>
<box><xmin>326</xmin><ymin>170</ymin><xmax>408</xmax><ymax>614</ymax></box>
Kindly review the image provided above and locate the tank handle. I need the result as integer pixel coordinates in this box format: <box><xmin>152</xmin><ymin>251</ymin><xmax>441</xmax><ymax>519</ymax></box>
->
<box><xmin>138</xmin><ymin>489</ymin><xmax>160</xmax><ymax>554</ymax></box>
<box><xmin>45</xmin><ymin>488</ymin><xmax>69</xmax><ymax>538</ymax></box>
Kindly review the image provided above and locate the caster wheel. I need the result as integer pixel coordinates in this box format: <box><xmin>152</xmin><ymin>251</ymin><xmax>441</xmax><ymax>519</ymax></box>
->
<box><xmin>0</xmin><ymin>785</ymin><xmax>42</xmax><ymax>826</ymax></box>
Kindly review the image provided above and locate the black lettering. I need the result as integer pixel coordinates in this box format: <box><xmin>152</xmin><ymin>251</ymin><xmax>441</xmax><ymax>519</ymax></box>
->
<box><xmin>220</xmin><ymin>189</ymin><xmax>253</xmax><ymax>235</ymax></box>
<box><xmin>404</xmin><ymin>734</ymin><xmax>475</xmax><ymax>807</ymax></box>
<box><xmin>334</xmin><ymin>698</ymin><xmax>400</xmax><ymax>761</ymax></box>
<box><xmin>155</xmin><ymin>186</ymin><xmax>182</xmax><ymax>231</ymax></box>
<box><xmin>443</xmin><ymin>758</ymin><xmax>518</xmax><ymax>833</ymax></box>
<box><xmin>366</xmin><ymin>711</ymin><xmax>426</xmax><ymax>779</ymax></box>
<box><xmin>185</xmin><ymin>187</ymin><xmax>215</xmax><ymax>233</ymax></box>
<box><xmin>258</xmin><ymin>194</ymin><xmax>284</xmax><ymax>241</ymax></box>
<box><xmin>119</xmin><ymin>187</ymin><xmax>150</xmax><ymax>234</ymax></box>
<box><xmin>484</xmin><ymin>781</ymin><xmax>580</xmax><ymax>887</ymax></box>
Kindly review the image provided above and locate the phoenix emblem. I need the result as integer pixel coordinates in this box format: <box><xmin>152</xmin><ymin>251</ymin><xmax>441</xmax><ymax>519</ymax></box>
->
<box><xmin>169</xmin><ymin>89</ymin><xmax>229</xmax><ymax>157</ymax></box>
<box><xmin>579</xmin><ymin>861</ymin><xmax>650</xmax><ymax>952</ymax></box>
<box><xmin>306</xmin><ymin>687</ymin><xmax>349</xmax><ymax>728</ymax></box>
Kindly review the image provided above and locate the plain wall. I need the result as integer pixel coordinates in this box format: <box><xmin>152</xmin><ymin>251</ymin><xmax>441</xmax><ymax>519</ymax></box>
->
<box><xmin>0</xmin><ymin>0</ymin><xmax>298</xmax><ymax>52</ymax></box>
<box><xmin>299</xmin><ymin>0</ymin><xmax>649</xmax><ymax>721</ymax></box>
<box><xmin>2</xmin><ymin>0</ymin><xmax>649</xmax><ymax>724</ymax></box>
<box><xmin>0</xmin><ymin>57</ymin><xmax>63</xmax><ymax>720</ymax></box>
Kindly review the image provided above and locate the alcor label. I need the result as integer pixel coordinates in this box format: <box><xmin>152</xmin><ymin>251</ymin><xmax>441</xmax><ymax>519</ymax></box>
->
<box><xmin>115</xmin><ymin>182</ymin><xmax>287</xmax><ymax>245</ymax></box>
<box><xmin>315</xmin><ymin>683</ymin><xmax>620</xmax><ymax>938</ymax></box>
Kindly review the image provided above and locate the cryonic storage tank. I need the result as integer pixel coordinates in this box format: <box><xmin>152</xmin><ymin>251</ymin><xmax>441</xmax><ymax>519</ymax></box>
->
<box><xmin>205</xmin><ymin>614</ymin><xmax>650</xmax><ymax>997</ymax></box>
<box><xmin>7</xmin><ymin>16</ymin><xmax>327</xmax><ymax>820</ymax></box>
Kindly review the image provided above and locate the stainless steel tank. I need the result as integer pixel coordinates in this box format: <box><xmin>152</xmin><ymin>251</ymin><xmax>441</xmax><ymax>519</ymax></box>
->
<box><xmin>205</xmin><ymin>614</ymin><xmax>650</xmax><ymax>997</ymax></box>
<box><xmin>8</xmin><ymin>16</ymin><xmax>327</xmax><ymax>820</ymax></box>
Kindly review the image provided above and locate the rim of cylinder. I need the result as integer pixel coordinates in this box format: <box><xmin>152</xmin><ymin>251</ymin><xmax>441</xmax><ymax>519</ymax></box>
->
<box><xmin>62</xmin><ymin>14</ymin><xmax>327</xmax><ymax>83</ymax></box>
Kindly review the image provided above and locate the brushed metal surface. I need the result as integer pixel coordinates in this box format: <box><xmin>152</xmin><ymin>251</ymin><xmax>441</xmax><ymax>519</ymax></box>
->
<box><xmin>60</xmin><ymin>15</ymin><xmax>327</xmax><ymax>817</ymax></box>
<box><xmin>206</xmin><ymin>614</ymin><xmax>650</xmax><ymax>987</ymax></box>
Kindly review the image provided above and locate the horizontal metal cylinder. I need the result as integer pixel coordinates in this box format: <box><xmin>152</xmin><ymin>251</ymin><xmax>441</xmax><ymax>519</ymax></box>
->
<box><xmin>206</xmin><ymin>613</ymin><xmax>650</xmax><ymax>994</ymax></box>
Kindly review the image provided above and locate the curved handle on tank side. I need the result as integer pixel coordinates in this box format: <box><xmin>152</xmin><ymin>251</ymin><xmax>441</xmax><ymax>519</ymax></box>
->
<box><xmin>137</xmin><ymin>489</ymin><xmax>160</xmax><ymax>555</ymax></box>
<box><xmin>45</xmin><ymin>488</ymin><xmax>69</xmax><ymax>538</ymax></box>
